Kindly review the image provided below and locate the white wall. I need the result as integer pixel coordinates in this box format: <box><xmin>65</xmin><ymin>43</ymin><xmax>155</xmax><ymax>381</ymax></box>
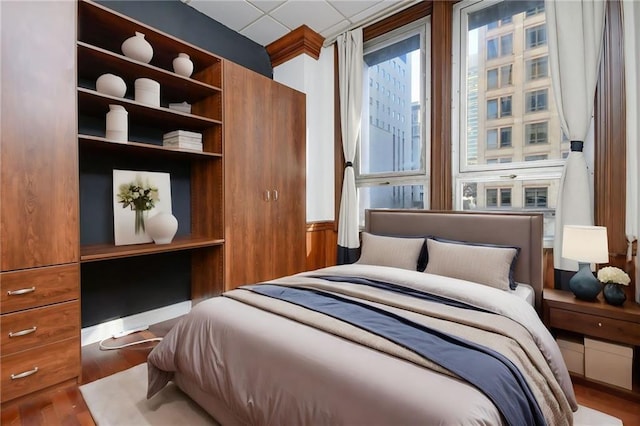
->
<box><xmin>273</xmin><ymin>47</ymin><xmax>335</xmax><ymax>222</ymax></box>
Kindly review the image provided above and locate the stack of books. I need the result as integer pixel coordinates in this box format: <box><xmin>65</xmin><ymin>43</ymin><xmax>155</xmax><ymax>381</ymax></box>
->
<box><xmin>163</xmin><ymin>130</ymin><xmax>203</xmax><ymax>151</ymax></box>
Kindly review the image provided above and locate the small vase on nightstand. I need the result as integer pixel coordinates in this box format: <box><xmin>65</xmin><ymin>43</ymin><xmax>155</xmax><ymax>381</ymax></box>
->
<box><xmin>603</xmin><ymin>282</ymin><xmax>626</xmax><ymax>306</ymax></box>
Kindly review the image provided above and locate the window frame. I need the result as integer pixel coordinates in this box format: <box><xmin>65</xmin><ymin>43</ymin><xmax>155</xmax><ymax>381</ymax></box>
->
<box><xmin>452</xmin><ymin>0</ymin><xmax>568</xmax><ymax>246</ymax></box>
<box><xmin>356</xmin><ymin>18</ymin><xmax>432</xmax><ymax>226</ymax></box>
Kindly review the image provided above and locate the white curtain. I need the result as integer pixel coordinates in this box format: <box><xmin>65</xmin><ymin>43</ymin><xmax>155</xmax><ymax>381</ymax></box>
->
<box><xmin>622</xmin><ymin>0</ymin><xmax>640</xmax><ymax>302</ymax></box>
<box><xmin>336</xmin><ymin>28</ymin><xmax>363</xmax><ymax>264</ymax></box>
<box><xmin>547</xmin><ymin>0</ymin><xmax>606</xmax><ymax>272</ymax></box>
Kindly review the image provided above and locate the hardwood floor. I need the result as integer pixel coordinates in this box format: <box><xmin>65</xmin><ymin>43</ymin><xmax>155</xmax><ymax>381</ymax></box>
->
<box><xmin>2</xmin><ymin>318</ymin><xmax>639</xmax><ymax>425</ymax></box>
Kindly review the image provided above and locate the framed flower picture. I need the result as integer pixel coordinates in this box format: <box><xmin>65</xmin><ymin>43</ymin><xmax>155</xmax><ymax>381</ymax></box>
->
<box><xmin>113</xmin><ymin>170</ymin><xmax>172</xmax><ymax>246</ymax></box>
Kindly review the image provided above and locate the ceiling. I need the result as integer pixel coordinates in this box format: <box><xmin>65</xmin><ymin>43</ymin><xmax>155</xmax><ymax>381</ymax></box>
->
<box><xmin>183</xmin><ymin>0</ymin><xmax>418</xmax><ymax>47</ymax></box>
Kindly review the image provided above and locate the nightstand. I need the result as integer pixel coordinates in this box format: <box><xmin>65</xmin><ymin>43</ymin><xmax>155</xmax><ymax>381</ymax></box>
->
<box><xmin>543</xmin><ymin>289</ymin><xmax>640</xmax><ymax>401</ymax></box>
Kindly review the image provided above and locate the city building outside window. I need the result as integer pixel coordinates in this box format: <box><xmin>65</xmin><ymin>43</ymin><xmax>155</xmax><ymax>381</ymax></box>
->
<box><xmin>357</xmin><ymin>19</ymin><xmax>431</xmax><ymax>226</ymax></box>
<box><xmin>453</xmin><ymin>0</ymin><xmax>570</xmax><ymax>243</ymax></box>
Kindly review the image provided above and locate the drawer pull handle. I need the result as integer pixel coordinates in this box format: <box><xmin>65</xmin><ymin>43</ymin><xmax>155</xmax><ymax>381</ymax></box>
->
<box><xmin>10</xmin><ymin>367</ymin><xmax>39</xmax><ymax>380</ymax></box>
<box><xmin>9</xmin><ymin>326</ymin><xmax>37</xmax><ymax>338</ymax></box>
<box><xmin>7</xmin><ymin>287</ymin><xmax>36</xmax><ymax>296</ymax></box>
<box><xmin>598</xmin><ymin>322</ymin><xmax>602</xmax><ymax>327</ymax></box>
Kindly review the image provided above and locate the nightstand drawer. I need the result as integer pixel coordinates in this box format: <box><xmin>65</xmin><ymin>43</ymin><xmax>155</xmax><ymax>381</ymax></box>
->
<box><xmin>1</xmin><ymin>301</ymin><xmax>79</xmax><ymax>355</ymax></box>
<box><xmin>0</xmin><ymin>264</ymin><xmax>79</xmax><ymax>314</ymax></box>
<box><xmin>0</xmin><ymin>337</ymin><xmax>79</xmax><ymax>403</ymax></box>
<box><xmin>549</xmin><ymin>308</ymin><xmax>640</xmax><ymax>346</ymax></box>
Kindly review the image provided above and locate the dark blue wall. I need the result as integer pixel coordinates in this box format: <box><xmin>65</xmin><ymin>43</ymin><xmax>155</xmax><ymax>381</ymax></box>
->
<box><xmin>97</xmin><ymin>0</ymin><xmax>273</xmax><ymax>78</ymax></box>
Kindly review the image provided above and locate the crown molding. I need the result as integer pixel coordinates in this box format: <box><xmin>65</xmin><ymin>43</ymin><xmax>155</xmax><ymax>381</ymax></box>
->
<box><xmin>267</xmin><ymin>25</ymin><xmax>325</xmax><ymax>68</ymax></box>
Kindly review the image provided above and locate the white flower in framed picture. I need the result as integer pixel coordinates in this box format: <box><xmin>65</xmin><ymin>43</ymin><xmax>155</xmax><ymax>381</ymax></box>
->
<box><xmin>113</xmin><ymin>170</ymin><xmax>172</xmax><ymax>246</ymax></box>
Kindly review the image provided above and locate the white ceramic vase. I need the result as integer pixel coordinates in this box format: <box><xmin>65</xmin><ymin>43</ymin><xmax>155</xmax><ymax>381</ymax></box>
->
<box><xmin>172</xmin><ymin>53</ymin><xmax>194</xmax><ymax>77</ymax></box>
<box><xmin>134</xmin><ymin>78</ymin><xmax>160</xmax><ymax>107</ymax></box>
<box><xmin>145</xmin><ymin>212</ymin><xmax>178</xmax><ymax>244</ymax></box>
<box><xmin>121</xmin><ymin>31</ymin><xmax>153</xmax><ymax>63</ymax></box>
<box><xmin>96</xmin><ymin>73</ymin><xmax>127</xmax><ymax>98</ymax></box>
<box><xmin>105</xmin><ymin>104</ymin><xmax>128</xmax><ymax>142</ymax></box>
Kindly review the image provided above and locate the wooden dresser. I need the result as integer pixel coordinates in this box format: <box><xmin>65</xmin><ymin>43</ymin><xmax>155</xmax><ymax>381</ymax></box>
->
<box><xmin>0</xmin><ymin>1</ymin><xmax>80</xmax><ymax>404</ymax></box>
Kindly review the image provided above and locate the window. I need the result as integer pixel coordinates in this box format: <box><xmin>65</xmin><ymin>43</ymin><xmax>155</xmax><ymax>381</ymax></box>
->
<box><xmin>526</xmin><ymin>4</ymin><xmax>545</xmax><ymax>17</ymax></box>
<box><xmin>526</xmin><ymin>24</ymin><xmax>547</xmax><ymax>49</ymax></box>
<box><xmin>500</xmin><ymin>127</ymin><xmax>512</xmax><ymax>147</ymax></box>
<box><xmin>487</xmin><ymin>38</ymin><xmax>498</xmax><ymax>59</ymax></box>
<box><xmin>487</xmin><ymin>99</ymin><xmax>498</xmax><ymax>119</ymax></box>
<box><xmin>487</xmin><ymin>96</ymin><xmax>511</xmax><ymax>119</ymax></box>
<box><xmin>526</xmin><ymin>56</ymin><xmax>548</xmax><ymax>80</ymax></box>
<box><xmin>526</xmin><ymin>122</ymin><xmax>548</xmax><ymax>144</ymax></box>
<box><xmin>486</xmin><ymin>188</ymin><xmax>511</xmax><ymax>208</ymax></box>
<box><xmin>526</xmin><ymin>89</ymin><xmax>548</xmax><ymax>112</ymax></box>
<box><xmin>500</xmin><ymin>65</ymin><xmax>512</xmax><ymax>87</ymax></box>
<box><xmin>486</xmin><ymin>127</ymin><xmax>511</xmax><ymax>149</ymax></box>
<box><xmin>525</xmin><ymin>187</ymin><xmax>548</xmax><ymax>207</ymax></box>
<box><xmin>487</xmin><ymin>129</ymin><xmax>498</xmax><ymax>149</ymax></box>
<box><xmin>500</xmin><ymin>96</ymin><xmax>512</xmax><ymax>117</ymax></box>
<box><xmin>500</xmin><ymin>34</ymin><xmax>513</xmax><ymax>56</ymax></box>
<box><xmin>357</xmin><ymin>19</ymin><xmax>431</xmax><ymax>225</ymax></box>
<box><xmin>454</xmin><ymin>0</ymin><xmax>565</xmax><ymax>242</ymax></box>
<box><xmin>487</xmin><ymin>68</ymin><xmax>499</xmax><ymax>89</ymax></box>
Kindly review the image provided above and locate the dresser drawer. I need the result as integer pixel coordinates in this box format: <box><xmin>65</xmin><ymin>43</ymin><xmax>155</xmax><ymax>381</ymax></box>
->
<box><xmin>1</xmin><ymin>301</ymin><xmax>79</xmax><ymax>355</ymax></box>
<box><xmin>1</xmin><ymin>337</ymin><xmax>79</xmax><ymax>403</ymax></box>
<box><xmin>0</xmin><ymin>264</ymin><xmax>79</xmax><ymax>314</ymax></box>
<box><xmin>549</xmin><ymin>308</ymin><xmax>640</xmax><ymax>346</ymax></box>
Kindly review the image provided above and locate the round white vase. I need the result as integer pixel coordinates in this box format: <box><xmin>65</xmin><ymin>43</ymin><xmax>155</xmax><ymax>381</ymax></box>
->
<box><xmin>146</xmin><ymin>212</ymin><xmax>178</xmax><ymax>244</ymax></box>
<box><xmin>172</xmin><ymin>53</ymin><xmax>193</xmax><ymax>77</ymax></box>
<box><xmin>105</xmin><ymin>104</ymin><xmax>128</xmax><ymax>142</ymax></box>
<box><xmin>96</xmin><ymin>73</ymin><xmax>127</xmax><ymax>98</ymax></box>
<box><xmin>121</xmin><ymin>31</ymin><xmax>153</xmax><ymax>63</ymax></box>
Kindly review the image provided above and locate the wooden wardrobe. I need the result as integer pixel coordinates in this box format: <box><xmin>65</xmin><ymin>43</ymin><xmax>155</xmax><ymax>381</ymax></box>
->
<box><xmin>223</xmin><ymin>61</ymin><xmax>306</xmax><ymax>289</ymax></box>
<box><xmin>0</xmin><ymin>1</ymin><xmax>81</xmax><ymax>403</ymax></box>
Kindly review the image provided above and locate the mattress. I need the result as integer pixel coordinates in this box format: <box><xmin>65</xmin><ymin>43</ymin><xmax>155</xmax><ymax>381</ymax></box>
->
<box><xmin>148</xmin><ymin>265</ymin><xmax>576</xmax><ymax>425</ymax></box>
<box><xmin>512</xmin><ymin>282</ymin><xmax>535</xmax><ymax>306</ymax></box>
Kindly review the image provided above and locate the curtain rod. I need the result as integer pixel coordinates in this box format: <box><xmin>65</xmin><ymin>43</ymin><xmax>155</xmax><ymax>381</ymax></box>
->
<box><xmin>323</xmin><ymin>0</ymin><xmax>421</xmax><ymax>47</ymax></box>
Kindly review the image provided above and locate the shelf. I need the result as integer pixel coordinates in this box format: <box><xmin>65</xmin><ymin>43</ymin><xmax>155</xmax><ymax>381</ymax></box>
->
<box><xmin>78</xmin><ymin>0</ymin><xmax>222</xmax><ymax>87</ymax></box>
<box><xmin>78</xmin><ymin>87</ymin><xmax>221</xmax><ymax>131</ymax></box>
<box><xmin>78</xmin><ymin>42</ymin><xmax>221</xmax><ymax>105</ymax></box>
<box><xmin>79</xmin><ymin>134</ymin><xmax>222</xmax><ymax>159</ymax></box>
<box><xmin>81</xmin><ymin>236</ymin><xmax>224</xmax><ymax>262</ymax></box>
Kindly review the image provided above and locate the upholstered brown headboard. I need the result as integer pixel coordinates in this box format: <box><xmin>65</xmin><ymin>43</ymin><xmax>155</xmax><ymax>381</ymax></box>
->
<box><xmin>364</xmin><ymin>209</ymin><xmax>544</xmax><ymax>310</ymax></box>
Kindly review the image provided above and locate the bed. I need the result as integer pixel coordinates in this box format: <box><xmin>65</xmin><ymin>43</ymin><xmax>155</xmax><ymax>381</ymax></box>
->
<box><xmin>147</xmin><ymin>210</ymin><xmax>577</xmax><ymax>425</ymax></box>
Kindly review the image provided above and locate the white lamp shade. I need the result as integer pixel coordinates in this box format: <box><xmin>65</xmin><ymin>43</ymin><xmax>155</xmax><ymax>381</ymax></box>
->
<box><xmin>562</xmin><ymin>225</ymin><xmax>609</xmax><ymax>263</ymax></box>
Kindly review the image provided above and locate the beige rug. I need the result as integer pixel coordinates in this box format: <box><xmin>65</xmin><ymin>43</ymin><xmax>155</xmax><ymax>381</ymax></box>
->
<box><xmin>80</xmin><ymin>362</ymin><xmax>622</xmax><ymax>426</ymax></box>
<box><xmin>79</xmin><ymin>363</ymin><xmax>217</xmax><ymax>425</ymax></box>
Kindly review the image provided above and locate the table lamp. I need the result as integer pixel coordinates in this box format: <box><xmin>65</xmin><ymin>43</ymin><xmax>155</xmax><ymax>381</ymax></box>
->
<box><xmin>562</xmin><ymin>225</ymin><xmax>609</xmax><ymax>300</ymax></box>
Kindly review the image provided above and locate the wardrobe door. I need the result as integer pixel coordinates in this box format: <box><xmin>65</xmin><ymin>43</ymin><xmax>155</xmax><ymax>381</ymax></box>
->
<box><xmin>0</xmin><ymin>0</ymin><xmax>78</xmax><ymax>271</ymax></box>
<box><xmin>223</xmin><ymin>61</ymin><xmax>273</xmax><ymax>289</ymax></box>
<box><xmin>269</xmin><ymin>82</ymin><xmax>306</xmax><ymax>279</ymax></box>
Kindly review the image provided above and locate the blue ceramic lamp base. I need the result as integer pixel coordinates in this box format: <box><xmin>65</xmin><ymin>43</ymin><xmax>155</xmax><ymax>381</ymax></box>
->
<box><xmin>569</xmin><ymin>262</ymin><xmax>602</xmax><ymax>301</ymax></box>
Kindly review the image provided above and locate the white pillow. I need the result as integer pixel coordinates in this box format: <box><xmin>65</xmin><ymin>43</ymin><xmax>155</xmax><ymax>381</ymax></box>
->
<box><xmin>356</xmin><ymin>232</ymin><xmax>425</xmax><ymax>271</ymax></box>
<box><xmin>424</xmin><ymin>238</ymin><xmax>518</xmax><ymax>291</ymax></box>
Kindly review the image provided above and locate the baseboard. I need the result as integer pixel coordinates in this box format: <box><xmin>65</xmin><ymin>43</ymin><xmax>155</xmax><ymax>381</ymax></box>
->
<box><xmin>81</xmin><ymin>301</ymin><xmax>192</xmax><ymax>346</ymax></box>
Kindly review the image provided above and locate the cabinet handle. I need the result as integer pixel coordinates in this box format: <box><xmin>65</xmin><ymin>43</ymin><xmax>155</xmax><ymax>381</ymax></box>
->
<box><xmin>9</xmin><ymin>326</ymin><xmax>37</xmax><ymax>338</ymax></box>
<box><xmin>598</xmin><ymin>322</ymin><xmax>602</xmax><ymax>327</ymax></box>
<box><xmin>265</xmin><ymin>190</ymin><xmax>271</xmax><ymax>201</ymax></box>
<box><xmin>273</xmin><ymin>189</ymin><xmax>279</xmax><ymax>201</ymax></box>
<box><xmin>11</xmin><ymin>367</ymin><xmax>39</xmax><ymax>380</ymax></box>
<box><xmin>7</xmin><ymin>287</ymin><xmax>36</xmax><ymax>296</ymax></box>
